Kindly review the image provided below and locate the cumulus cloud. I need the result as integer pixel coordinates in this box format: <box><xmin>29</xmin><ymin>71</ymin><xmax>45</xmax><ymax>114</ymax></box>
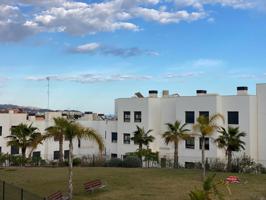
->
<box><xmin>68</xmin><ymin>42</ymin><xmax>159</xmax><ymax>57</ymax></box>
<box><xmin>26</xmin><ymin>73</ymin><xmax>153</xmax><ymax>83</ymax></box>
<box><xmin>0</xmin><ymin>0</ymin><xmax>263</xmax><ymax>42</ymax></box>
<box><xmin>0</xmin><ymin>4</ymin><xmax>37</xmax><ymax>42</ymax></box>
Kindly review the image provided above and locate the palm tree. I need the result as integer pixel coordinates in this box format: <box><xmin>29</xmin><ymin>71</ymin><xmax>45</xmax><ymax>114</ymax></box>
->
<box><xmin>193</xmin><ymin>114</ymin><xmax>224</xmax><ymax>180</ymax></box>
<box><xmin>62</xmin><ymin>119</ymin><xmax>104</xmax><ymax>200</ymax></box>
<box><xmin>6</xmin><ymin>123</ymin><xmax>42</xmax><ymax>159</ymax></box>
<box><xmin>162</xmin><ymin>120</ymin><xmax>190</xmax><ymax>168</ymax></box>
<box><xmin>215</xmin><ymin>126</ymin><xmax>246</xmax><ymax>171</ymax></box>
<box><xmin>131</xmin><ymin>126</ymin><xmax>154</xmax><ymax>166</ymax></box>
<box><xmin>45</xmin><ymin>117</ymin><xmax>69</xmax><ymax>165</ymax></box>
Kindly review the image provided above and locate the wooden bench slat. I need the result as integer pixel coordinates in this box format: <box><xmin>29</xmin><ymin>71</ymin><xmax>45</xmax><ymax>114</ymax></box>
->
<box><xmin>84</xmin><ymin>179</ymin><xmax>105</xmax><ymax>192</ymax></box>
<box><xmin>47</xmin><ymin>191</ymin><xmax>64</xmax><ymax>200</ymax></box>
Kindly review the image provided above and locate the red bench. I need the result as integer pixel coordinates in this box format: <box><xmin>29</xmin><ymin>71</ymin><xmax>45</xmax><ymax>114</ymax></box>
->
<box><xmin>84</xmin><ymin>179</ymin><xmax>105</xmax><ymax>192</ymax></box>
<box><xmin>226</xmin><ymin>176</ymin><xmax>240</xmax><ymax>184</ymax></box>
<box><xmin>47</xmin><ymin>191</ymin><xmax>68</xmax><ymax>200</ymax></box>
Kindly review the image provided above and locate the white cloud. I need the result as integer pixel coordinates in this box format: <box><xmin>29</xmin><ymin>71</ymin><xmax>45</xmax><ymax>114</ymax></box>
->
<box><xmin>173</xmin><ymin>0</ymin><xmax>257</xmax><ymax>10</ymax></box>
<box><xmin>164</xmin><ymin>71</ymin><xmax>204</xmax><ymax>79</ymax></box>
<box><xmin>132</xmin><ymin>7</ymin><xmax>205</xmax><ymax>23</ymax></box>
<box><xmin>26</xmin><ymin>73</ymin><xmax>153</xmax><ymax>83</ymax></box>
<box><xmin>72</xmin><ymin>43</ymin><xmax>101</xmax><ymax>53</ymax></box>
<box><xmin>192</xmin><ymin>58</ymin><xmax>223</xmax><ymax>67</ymax></box>
<box><xmin>0</xmin><ymin>0</ymin><xmax>263</xmax><ymax>42</ymax></box>
<box><xmin>69</xmin><ymin>42</ymin><xmax>159</xmax><ymax>57</ymax></box>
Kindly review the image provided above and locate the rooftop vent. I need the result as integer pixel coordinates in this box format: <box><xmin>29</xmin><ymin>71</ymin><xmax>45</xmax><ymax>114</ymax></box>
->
<box><xmin>237</xmin><ymin>86</ymin><xmax>248</xmax><ymax>95</ymax></box>
<box><xmin>162</xmin><ymin>90</ymin><xmax>169</xmax><ymax>97</ymax></box>
<box><xmin>135</xmin><ymin>92</ymin><xmax>144</xmax><ymax>98</ymax></box>
<box><xmin>196</xmin><ymin>90</ymin><xmax>207</xmax><ymax>96</ymax></box>
<box><xmin>149</xmin><ymin>90</ymin><xmax>158</xmax><ymax>98</ymax></box>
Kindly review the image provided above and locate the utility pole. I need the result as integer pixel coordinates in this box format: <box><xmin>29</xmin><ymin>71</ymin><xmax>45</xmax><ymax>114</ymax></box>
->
<box><xmin>46</xmin><ymin>77</ymin><xmax>50</xmax><ymax>110</ymax></box>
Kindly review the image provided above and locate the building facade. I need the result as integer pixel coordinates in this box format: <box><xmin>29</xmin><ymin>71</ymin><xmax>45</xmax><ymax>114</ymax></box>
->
<box><xmin>0</xmin><ymin>83</ymin><xmax>266</xmax><ymax>166</ymax></box>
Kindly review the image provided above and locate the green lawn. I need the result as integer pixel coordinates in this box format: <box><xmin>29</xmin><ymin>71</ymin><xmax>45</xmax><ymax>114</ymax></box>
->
<box><xmin>0</xmin><ymin>167</ymin><xmax>266</xmax><ymax>200</ymax></box>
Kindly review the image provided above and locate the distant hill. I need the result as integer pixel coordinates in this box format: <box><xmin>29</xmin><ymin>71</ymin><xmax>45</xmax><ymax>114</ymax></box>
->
<box><xmin>0</xmin><ymin>104</ymin><xmax>52</xmax><ymax>113</ymax></box>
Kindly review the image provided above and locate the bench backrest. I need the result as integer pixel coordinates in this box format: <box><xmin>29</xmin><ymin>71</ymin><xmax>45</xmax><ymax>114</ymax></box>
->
<box><xmin>84</xmin><ymin>179</ymin><xmax>102</xmax><ymax>189</ymax></box>
<box><xmin>47</xmin><ymin>191</ymin><xmax>63</xmax><ymax>200</ymax></box>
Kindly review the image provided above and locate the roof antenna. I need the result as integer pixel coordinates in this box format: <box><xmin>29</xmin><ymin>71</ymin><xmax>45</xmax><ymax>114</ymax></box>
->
<box><xmin>46</xmin><ymin>77</ymin><xmax>50</xmax><ymax>110</ymax></box>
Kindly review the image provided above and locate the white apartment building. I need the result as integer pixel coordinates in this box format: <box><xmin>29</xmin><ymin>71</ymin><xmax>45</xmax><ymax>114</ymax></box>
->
<box><xmin>0</xmin><ymin>83</ymin><xmax>266</xmax><ymax>166</ymax></box>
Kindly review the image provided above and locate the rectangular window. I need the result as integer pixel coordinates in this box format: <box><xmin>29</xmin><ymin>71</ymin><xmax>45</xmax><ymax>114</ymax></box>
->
<box><xmin>185</xmin><ymin>137</ymin><xmax>195</xmax><ymax>149</ymax></box>
<box><xmin>199</xmin><ymin>137</ymin><xmax>210</xmax><ymax>150</ymax></box>
<box><xmin>32</xmin><ymin>151</ymin><xmax>41</xmax><ymax>159</ymax></box>
<box><xmin>185</xmin><ymin>111</ymin><xmax>195</xmax><ymax>124</ymax></box>
<box><xmin>0</xmin><ymin>126</ymin><xmax>2</xmax><ymax>136</ymax></box>
<box><xmin>228</xmin><ymin>111</ymin><xmax>239</xmax><ymax>124</ymax></box>
<box><xmin>185</xmin><ymin>162</ymin><xmax>195</xmax><ymax>169</ymax></box>
<box><xmin>199</xmin><ymin>111</ymin><xmax>209</xmax><ymax>119</ymax></box>
<box><xmin>11</xmin><ymin>126</ymin><xmax>17</xmax><ymax>135</ymax></box>
<box><xmin>11</xmin><ymin>146</ymin><xmax>19</xmax><ymax>155</ymax></box>
<box><xmin>0</xmin><ymin>146</ymin><xmax>2</xmax><ymax>154</ymax></box>
<box><xmin>134</xmin><ymin>111</ymin><xmax>142</xmax><ymax>123</ymax></box>
<box><xmin>123</xmin><ymin>133</ymin><xmax>131</xmax><ymax>144</ymax></box>
<box><xmin>78</xmin><ymin>139</ymin><xmax>81</xmax><ymax>148</ymax></box>
<box><xmin>112</xmin><ymin>132</ymin><xmax>118</xmax><ymax>143</ymax></box>
<box><xmin>124</xmin><ymin>111</ymin><xmax>130</xmax><ymax>122</ymax></box>
<box><xmin>111</xmin><ymin>153</ymin><xmax>117</xmax><ymax>158</ymax></box>
<box><xmin>64</xmin><ymin>150</ymin><xmax>69</xmax><ymax>160</ymax></box>
<box><xmin>53</xmin><ymin>151</ymin><xmax>60</xmax><ymax>160</ymax></box>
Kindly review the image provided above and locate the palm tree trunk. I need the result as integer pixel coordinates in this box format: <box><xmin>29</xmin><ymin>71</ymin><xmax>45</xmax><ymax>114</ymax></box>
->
<box><xmin>147</xmin><ymin>146</ymin><xmax>150</xmax><ymax>168</ymax></box>
<box><xmin>21</xmin><ymin>147</ymin><xmax>27</xmax><ymax>167</ymax></box>
<box><xmin>139</xmin><ymin>144</ymin><xmax>143</xmax><ymax>167</ymax></box>
<box><xmin>68</xmin><ymin>139</ymin><xmax>73</xmax><ymax>200</ymax></box>
<box><xmin>201</xmin><ymin>137</ymin><xmax>206</xmax><ymax>181</ymax></box>
<box><xmin>22</xmin><ymin>147</ymin><xmax>26</xmax><ymax>158</ymax></box>
<box><xmin>59</xmin><ymin>138</ymin><xmax>64</xmax><ymax>166</ymax></box>
<box><xmin>227</xmin><ymin>150</ymin><xmax>232</xmax><ymax>172</ymax></box>
<box><xmin>174</xmin><ymin>142</ymin><xmax>179</xmax><ymax>168</ymax></box>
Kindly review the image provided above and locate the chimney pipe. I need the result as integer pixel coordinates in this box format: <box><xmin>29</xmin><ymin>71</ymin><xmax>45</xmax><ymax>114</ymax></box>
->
<box><xmin>237</xmin><ymin>86</ymin><xmax>248</xmax><ymax>95</ymax></box>
<box><xmin>196</xmin><ymin>90</ymin><xmax>207</xmax><ymax>96</ymax></box>
<box><xmin>162</xmin><ymin>90</ymin><xmax>169</xmax><ymax>97</ymax></box>
<box><xmin>149</xmin><ymin>90</ymin><xmax>158</xmax><ymax>98</ymax></box>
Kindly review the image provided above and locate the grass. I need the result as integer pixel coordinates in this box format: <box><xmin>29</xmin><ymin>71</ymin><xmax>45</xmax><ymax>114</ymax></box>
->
<box><xmin>0</xmin><ymin>167</ymin><xmax>266</xmax><ymax>200</ymax></box>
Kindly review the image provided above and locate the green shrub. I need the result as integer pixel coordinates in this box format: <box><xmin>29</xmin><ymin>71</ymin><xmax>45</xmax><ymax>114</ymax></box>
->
<box><xmin>231</xmin><ymin>155</ymin><xmax>265</xmax><ymax>174</ymax></box>
<box><xmin>189</xmin><ymin>174</ymin><xmax>231</xmax><ymax>200</ymax></box>
<box><xmin>122</xmin><ymin>156</ymin><xmax>141</xmax><ymax>168</ymax></box>
<box><xmin>73</xmin><ymin>158</ymin><xmax>82</xmax><ymax>166</ymax></box>
<box><xmin>208</xmin><ymin>159</ymin><xmax>226</xmax><ymax>172</ymax></box>
<box><xmin>107</xmin><ymin>158</ymin><xmax>123</xmax><ymax>167</ymax></box>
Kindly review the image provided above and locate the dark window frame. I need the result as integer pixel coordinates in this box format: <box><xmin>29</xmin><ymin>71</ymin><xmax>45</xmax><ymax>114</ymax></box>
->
<box><xmin>53</xmin><ymin>151</ymin><xmax>60</xmax><ymax>160</ymax></box>
<box><xmin>112</xmin><ymin>132</ymin><xmax>118</xmax><ymax>143</ymax></box>
<box><xmin>0</xmin><ymin>126</ymin><xmax>2</xmax><ymax>136</ymax></box>
<box><xmin>124</xmin><ymin>111</ymin><xmax>130</xmax><ymax>122</ymax></box>
<box><xmin>185</xmin><ymin>137</ymin><xmax>195</xmax><ymax>149</ymax></box>
<box><xmin>11</xmin><ymin>146</ymin><xmax>19</xmax><ymax>155</ymax></box>
<box><xmin>64</xmin><ymin>150</ymin><xmax>69</xmax><ymax>160</ymax></box>
<box><xmin>228</xmin><ymin>111</ymin><xmax>239</xmax><ymax>125</ymax></box>
<box><xmin>134</xmin><ymin>111</ymin><xmax>142</xmax><ymax>123</ymax></box>
<box><xmin>199</xmin><ymin>111</ymin><xmax>209</xmax><ymax>119</ymax></box>
<box><xmin>185</xmin><ymin>111</ymin><xmax>195</xmax><ymax>124</ymax></box>
<box><xmin>123</xmin><ymin>133</ymin><xmax>131</xmax><ymax>144</ymax></box>
<box><xmin>32</xmin><ymin>151</ymin><xmax>41</xmax><ymax>159</ymax></box>
<box><xmin>111</xmin><ymin>153</ymin><xmax>118</xmax><ymax>158</ymax></box>
<box><xmin>199</xmin><ymin>137</ymin><xmax>210</xmax><ymax>150</ymax></box>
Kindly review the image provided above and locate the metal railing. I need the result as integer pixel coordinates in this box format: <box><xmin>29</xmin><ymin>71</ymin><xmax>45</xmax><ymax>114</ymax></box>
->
<box><xmin>0</xmin><ymin>180</ymin><xmax>44</xmax><ymax>200</ymax></box>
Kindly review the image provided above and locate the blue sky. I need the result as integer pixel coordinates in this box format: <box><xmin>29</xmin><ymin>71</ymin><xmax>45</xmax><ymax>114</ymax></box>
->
<box><xmin>0</xmin><ymin>0</ymin><xmax>266</xmax><ymax>113</ymax></box>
